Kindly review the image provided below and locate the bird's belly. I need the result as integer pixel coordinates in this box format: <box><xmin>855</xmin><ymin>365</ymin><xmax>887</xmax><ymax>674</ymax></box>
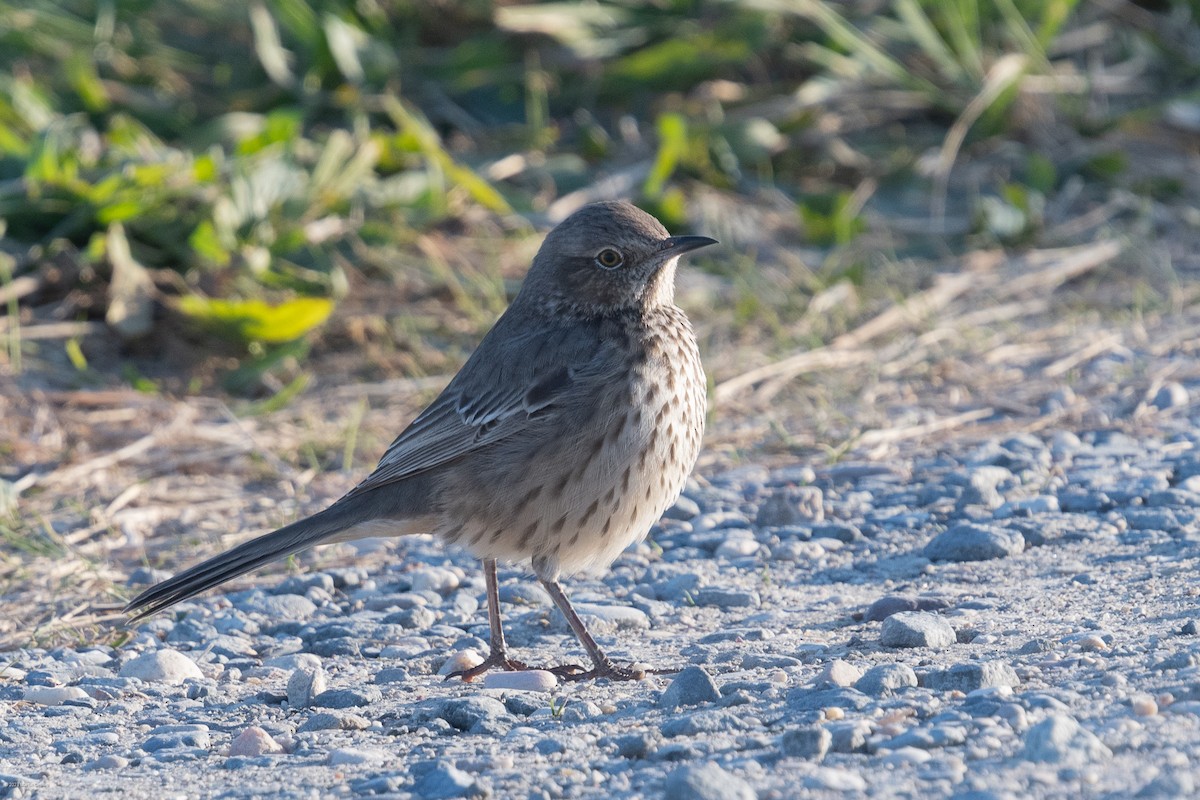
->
<box><xmin>438</xmin><ymin>362</ymin><xmax>705</xmax><ymax>576</ymax></box>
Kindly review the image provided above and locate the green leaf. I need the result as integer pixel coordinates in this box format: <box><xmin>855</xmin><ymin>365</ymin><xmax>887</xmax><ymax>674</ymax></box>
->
<box><xmin>177</xmin><ymin>296</ymin><xmax>334</xmax><ymax>343</ymax></box>
<box><xmin>66</xmin><ymin>55</ymin><xmax>110</xmax><ymax>113</ymax></box>
<box><xmin>644</xmin><ymin>113</ymin><xmax>687</xmax><ymax>199</ymax></box>
<box><xmin>189</xmin><ymin>220</ymin><xmax>232</xmax><ymax>265</ymax></box>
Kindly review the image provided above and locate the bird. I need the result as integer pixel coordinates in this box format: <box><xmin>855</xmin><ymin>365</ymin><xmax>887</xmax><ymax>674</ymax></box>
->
<box><xmin>124</xmin><ymin>200</ymin><xmax>717</xmax><ymax>682</ymax></box>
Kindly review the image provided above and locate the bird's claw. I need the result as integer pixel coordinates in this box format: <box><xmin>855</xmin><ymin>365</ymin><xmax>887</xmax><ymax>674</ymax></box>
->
<box><xmin>554</xmin><ymin>661</ymin><xmax>652</xmax><ymax>682</ymax></box>
<box><xmin>446</xmin><ymin>654</ymin><xmax>530</xmax><ymax>682</ymax></box>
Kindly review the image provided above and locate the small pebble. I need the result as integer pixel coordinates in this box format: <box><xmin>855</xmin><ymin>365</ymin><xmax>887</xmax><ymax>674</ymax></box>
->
<box><xmin>658</xmin><ymin>666</ymin><xmax>721</xmax><ymax>709</ymax></box>
<box><xmin>817</xmin><ymin>659</ymin><xmax>862</xmax><ymax>688</ymax></box>
<box><xmin>327</xmin><ymin>747</ymin><xmax>388</xmax><ymax>765</ymax></box>
<box><xmin>1021</xmin><ymin>714</ymin><xmax>1112</xmax><ymax>766</ymax></box>
<box><xmin>923</xmin><ymin>523</ymin><xmax>1024</xmax><ymax>562</ymax></box>
<box><xmin>1131</xmin><ymin>695</ymin><xmax>1158</xmax><ymax>717</ymax></box>
<box><xmin>855</xmin><ymin>663</ymin><xmax>918</xmax><ymax>696</ymax></box>
<box><xmin>412</xmin><ymin>762</ymin><xmax>481</xmax><ymax>799</ymax></box>
<box><xmin>780</xmin><ymin>726</ymin><xmax>831</xmax><ymax>760</ymax></box>
<box><xmin>924</xmin><ymin>662</ymin><xmax>1020</xmax><ymax>692</ymax></box>
<box><xmin>441</xmin><ymin>696</ymin><xmax>509</xmax><ymax>731</ymax></box>
<box><xmin>664</xmin><ymin>762</ymin><xmax>754</xmax><ymax>800</ymax></box>
<box><xmin>119</xmin><ymin>650</ymin><xmax>205</xmax><ymax>684</ymax></box>
<box><xmin>804</xmin><ymin>767</ymin><xmax>867</xmax><ymax>791</ymax></box>
<box><xmin>880</xmin><ymin>612</ymin><xmax>956</xmax><ymax>649</ymax></box>
<box><xmin>1152</xmin><ymin>382</ymin><xmax>1189</xmax><ymax>410</ymax></box>
<box><xmin>411</xmin><ymin>566</ymin><xmax>461</xmax><ymax>594</ymax></box>
<box><xmin>23</xmin><ymin>686</ymin><xmax>89</xmax><ymax>705</ymax></box>
<box><xmin>287</xmin><ymin>666</ymin><xmax>327</xmax><ymax>708</ymax></box>
<box><xmin>756</xmin><ymin>486</ymin><xmax>825</xmax><ymax>527</ymax></box>
<box><xmin>483</xmin><ymin>671</ymin><xmax>557</xmax><ymax>692</ymax></box>
<box><xmin>228</xmin><ymin>726</ymin><xmax>284</xmax><ymax>757</ymax></box>
<box><xmin>82</xmin><ymin>755</ymin><xmax>129</xmax><ymax>771</ymax></box>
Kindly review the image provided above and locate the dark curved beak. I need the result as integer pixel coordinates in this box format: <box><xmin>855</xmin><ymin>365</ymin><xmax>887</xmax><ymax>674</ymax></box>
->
<box><xmin>659</xmin><ymin>235</ymin><xmax>718</xmax><ymax>256</ymax></box>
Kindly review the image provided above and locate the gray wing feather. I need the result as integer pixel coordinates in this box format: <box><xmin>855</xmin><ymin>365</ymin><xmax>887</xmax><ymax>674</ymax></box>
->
<box><xmin>344</xmin><ymin>312</ymin><xmax>603</xmax><ymax>497</ymax></box>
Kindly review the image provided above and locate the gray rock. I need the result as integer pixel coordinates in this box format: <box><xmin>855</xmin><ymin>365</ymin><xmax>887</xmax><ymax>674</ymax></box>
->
<box><xmin>661</xmin><ymin>710</ymin><xmax>742</xmax><ymax>737</ymax></box>
<box><xmin>1137</xmin><ymin>771</ymin><xmax>1196</xmax><ymax>798</ymax></box>
<box><xmin>311</xmin><ymin>686</ymin><xmax>382</xmax><ymax>709</ymax></box>
<box><xmin>664</xmin><ymin>762</ymin><xmax>754</xmax><ymax>800</ymax></box>
<box><xmin>497</xmin><ymin>582</ymin><xmax>552</xmax><ymax>607</ymax></box>
<box><xmin>780</xmin><ymin>726</ymin><xmax>831</xmax><ymax>760</ymax></box>
<box><xmin>412</xmin><ymin>762</ymin><xmax>483</xmax><ymax>799</ymax></box>
<box><xmin>756</xmin><ymin>486</ymin><xmax>824</xmax><ymax>527</ymax></box>
<box><xmin>925</xmin><ymin>661</ymin><xmax>1020</xmax><ymax>692</ymax></box>
<box><xmin>1021</xmin><ymin>714</ymin><xmax>1112</xmax><ymax>765</ymax></box>
<box><xmin>803</xmin><ymin>766</ymin><xmax>867</xmax><ymax>791</ymax></box>
<box><xmin>950</xmin><ymin>465</ymin><xmax>1014</xmax><ymax>508</ymax></box>
<box><xmin>692</xmin><ymin>511</ymin><xmax>753</xmax><ymax>531</ymax></box>
<box><xmin>297</xmin><ymin>712</ymin><xmax>369</xmax><ymax>733</ymax></box>
<box><xmin>1152</xmin><ymin>382</ymin><xmax>1189</xmax><ymax>410</ymax></box>
<box><xmin>610</xmin><ymin>732</ymin><xmax>654</xmax><ymax>759</ymax></box>
<box><xmin>692</xmin><ymin>588</ymin><xmax>760</xmax><ymax>609</ymax></box>
<box><xmin>880</xmin><ymin>612</ymin><xmax>956</xmax><ymax>649</ymax></box>
<box><xmin>275</xmin><ymin>573</ymin><xmax>335</xmax><ymax>595</ymax></box>
<box><xmin>865</xmin><ymin>595</ymin><xmax>952</xmax><ymax>622</ymax></box>
<box><xmin>410</xmin><ymin>566</ymin><xmax>461</xmax><ymax>594</ymax></box>
<box><xmin>286</xmin><ymin>666</ymin><xmax>327</xmax><ymax>708</ymax></box>
<box><xmin>1124</xmin><ymin>508</ymin><xmax>1194</xmax><ymax>533</ymax></box>
<box><xmin>664</xmin><ymin>495</ymin><xmax>701</xmax><ymax>520</ymax></box>
<box><xmin>238</xmin><ymin>592</ymin><xmax>317</xmax><ymax>620</ymax></box>
<box><xmin>855</xmin><ymin>663</ymin><xmax>918</xmax><ymax>696</ymax></box>
<box><xmin>658</xmin><ymin>666</ymin><xmax>721</xmax><ymax>709</ymax></box>
<box><xmin>816</xmin><ymin>659</ymin><xmax>862</xmax><ymax>688</ymax></box>
<box><xmin>811</xmin><ymin>522</ymin><xmax>863</xmax><ymax>542</ymax></box>
<box><xmin>884</xmin><ymin>723</ymin><xmax>969</xmax><ymax>750</ymax></box>
<box><xmin>654</xmin><ymin>572</ymin><xmax>703</xmax><ymax>601</ymax></box>
<box><xmin>440</xmin><ymin>696</ymin><xmax>508</xmax><ymax>731</ymax></box>
<box><xmin>924</xmin><ymin>523</ymin><xmax>1024</xmax><ymax>562</ymax></box>
<box><xmin>141</xmin><ymin>725</ymin><xmax>211</xmax><ymax>752</ymax></box>
<box><xmin>785</xmin><ymin>687</ymin><xmax>871</xmax><ymax>714</ymax></box>
<box><xmin>826</xmin><ymin>720</ymin><xmax>871</xmax><ymax>753</ymax></box>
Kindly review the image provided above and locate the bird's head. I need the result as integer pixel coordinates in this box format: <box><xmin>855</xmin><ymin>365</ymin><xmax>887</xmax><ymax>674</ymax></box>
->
<box><xmin>520</xmin><ymin>201</ymin><xmax>717</xmax><ymax>315</ymax></box>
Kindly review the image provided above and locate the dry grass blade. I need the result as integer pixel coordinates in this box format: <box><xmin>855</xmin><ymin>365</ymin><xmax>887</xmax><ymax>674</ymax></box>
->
<box><xmin>859</xmin><ymin>407</ymin><xmax>996</xmax><ymax>454</ymax></box>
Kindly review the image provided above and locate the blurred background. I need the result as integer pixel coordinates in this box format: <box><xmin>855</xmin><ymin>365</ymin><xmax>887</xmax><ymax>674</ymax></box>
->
<box><xmin>2</xmin><ymin>0</ymin><xmax>1200</xmax><ymax>642</ymax></box>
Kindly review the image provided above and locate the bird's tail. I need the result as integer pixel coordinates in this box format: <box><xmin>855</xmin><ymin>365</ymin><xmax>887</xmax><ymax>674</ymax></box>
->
<box><xmin>124</xmin><ymin>482</ymin><xmax>436</xmax><ymax>622</ymax></box>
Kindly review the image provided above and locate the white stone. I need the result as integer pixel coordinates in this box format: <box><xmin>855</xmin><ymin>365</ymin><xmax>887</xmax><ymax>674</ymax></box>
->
<box><xmin>715</xmin><ymin>538</ymin><xmax>760</xmax><ymax>559</ymax></box>
<box><xmin>119</xmin><ymin>650</ymin><xmax>205</xmax><ymax>684</ymax></box>
<box><xmin>264</xmin><ymin>653</ymin><xmax>322</xmax><ymax>671</ymax></box>
<box><xmin>1022</xmin><ymin>714</ymin><xmax>1112</xmax><ymax>766</ymax></box>
<box><xmin>439</xmin><ymin>649</ymin><xmax>484</xmax><ymax>677</ymax></box>
<box><xmin>410</xmin><ymin>566</ymin><xmax>461</xmax><ymax>594</ymax></box>
<box><xmin>804</xmin><ymin>767</ymin><xmax>867</xmax><ymax>791</ymax></box>
<box><xmin>818</xmin><ymin>659</ymin><xmax>862</xmax><ymax>687</ymax></box>
<box><xmin>483</xmin><ymin>670</ymin><xmax>558</xmax><ymax>692</ymax></box>
<box><xmin>23</xmin><ymin>686</ymin><xmax>88</xmax><ymax>705</ymax></box>
<box><xmin>327</xmin><ymin>747</ymin><xmax>388</xmax><ymax>765</ymax></box>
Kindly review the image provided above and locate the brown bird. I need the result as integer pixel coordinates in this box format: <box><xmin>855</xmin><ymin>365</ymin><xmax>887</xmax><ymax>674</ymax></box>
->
<box><xmin>125</xmin><ymin>200</ymin><xmax>716</xmax><ymax>681</ymax></box>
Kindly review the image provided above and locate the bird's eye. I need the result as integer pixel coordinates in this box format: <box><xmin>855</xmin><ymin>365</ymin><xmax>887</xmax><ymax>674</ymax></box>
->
<box><xmin>594</xmin><ymin>248</ymin><xmax>624</xmax><ymax>270</ymax></box>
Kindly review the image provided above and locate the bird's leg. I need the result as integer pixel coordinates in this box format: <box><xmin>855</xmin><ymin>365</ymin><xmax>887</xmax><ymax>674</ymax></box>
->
<box><xmin>447</xmin><ymin>559</ymin><xmax>529</xmax><ymax>681</ymax></box>
<box><xmin>537</xmin><ymin>577</ymin><xmax>647</xmax><ymax>682</ymax></box>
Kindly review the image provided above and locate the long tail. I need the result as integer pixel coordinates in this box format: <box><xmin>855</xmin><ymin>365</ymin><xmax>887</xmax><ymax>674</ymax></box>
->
<box><xmin>124</xmin><ymin>481</ymin><xmax>436</xmax><ymax>622</ymax></box>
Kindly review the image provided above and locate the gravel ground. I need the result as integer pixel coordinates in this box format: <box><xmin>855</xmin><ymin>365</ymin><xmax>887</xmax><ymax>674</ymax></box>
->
<box><xmin>5</xmin><ymin>406</ymin><xmax>1200</xmax><ymax>799</ymax></box>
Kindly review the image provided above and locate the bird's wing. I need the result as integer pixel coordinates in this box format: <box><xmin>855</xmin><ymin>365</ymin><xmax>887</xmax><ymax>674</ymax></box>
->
<box><xmin>343</xmin><ymin>313</ymin><xmax>605</xmax><ymax>497</ymax></box>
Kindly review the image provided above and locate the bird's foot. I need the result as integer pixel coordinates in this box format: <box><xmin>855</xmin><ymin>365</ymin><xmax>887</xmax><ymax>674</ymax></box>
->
<box><xmin>446</xmin><ymin>652</ymin><xmax>530</xmax><ymax>682</ymax></box>
<box><xmin>554</xmin><ymin>660</ymin><xmax>662</xmax><ymax>682</ymax></box>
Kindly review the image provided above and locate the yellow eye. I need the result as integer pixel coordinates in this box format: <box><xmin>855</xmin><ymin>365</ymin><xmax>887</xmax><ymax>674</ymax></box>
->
<box><xmin>595</xmin><ymin>248</ymin><xmax>624</xmax><ymax>269</ymax></box>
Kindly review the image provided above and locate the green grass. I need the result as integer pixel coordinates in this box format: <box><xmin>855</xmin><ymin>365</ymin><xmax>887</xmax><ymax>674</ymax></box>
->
<box><xmin>1</xmin><ymin>0</ymin><xmax>1196</xmax><ymax>392</ymax></box>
